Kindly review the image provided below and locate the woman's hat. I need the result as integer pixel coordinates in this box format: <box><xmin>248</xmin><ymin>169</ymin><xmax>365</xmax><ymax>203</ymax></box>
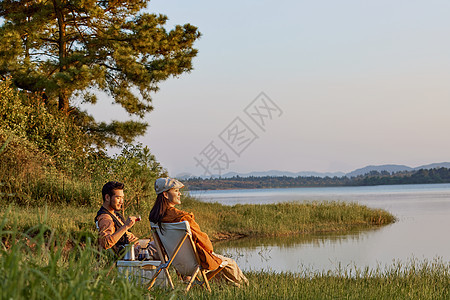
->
<box><xmin>154</xmin><ymin>177</ymin><xmax>184</xmax><ymax>194</ymax></box>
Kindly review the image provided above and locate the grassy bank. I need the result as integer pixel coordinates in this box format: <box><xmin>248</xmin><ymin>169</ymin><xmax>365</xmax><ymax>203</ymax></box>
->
<box><xmin>159</xmin><ymin>259</ymin><xmax>450</xmax><ymax>300</ymax></box>
<box><xmin>0</xmin><ymin>194</ymin><xmax>395</xmax><ymax>242</ymax></box>
<box><xmin>1</xmin><ymin>219</ymin><xmax>447</xmax><ymax>300</ymax></box>
<box><xmin>179</xmin><ymin>197</ymin><xmax>395</xmax><ymax>240</ymax></box>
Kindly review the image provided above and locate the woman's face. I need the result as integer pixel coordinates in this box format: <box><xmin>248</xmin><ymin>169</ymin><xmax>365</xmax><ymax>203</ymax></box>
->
<box><xmin>165</xmin><ymin>188</ymin><xmax>182</xmax><ymax>206</ymax></box>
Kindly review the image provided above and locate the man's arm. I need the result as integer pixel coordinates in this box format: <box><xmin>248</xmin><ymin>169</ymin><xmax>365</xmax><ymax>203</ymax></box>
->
<box><xmin>97</xmin><ymin>214</ymin><xmax>138</xmax><ymax>249</ymax></box>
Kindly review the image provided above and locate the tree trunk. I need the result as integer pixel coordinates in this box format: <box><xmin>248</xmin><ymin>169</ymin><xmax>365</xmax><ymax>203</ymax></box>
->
<box><xmin>53</xmin><ymin>0</ymin><xmax>69</xmax><ymax>113</ymax></box>
<box><xmin>58</xmin><ymin>93</ymin><xmax>69</xmax><ymax>112</ymax></box>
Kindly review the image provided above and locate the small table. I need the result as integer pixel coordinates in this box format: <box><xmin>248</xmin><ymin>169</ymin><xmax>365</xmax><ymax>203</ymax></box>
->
<box><xmin>117</xmin><ymin>260</ymin><xmax>166</xmax><ymax>287</ymax></box>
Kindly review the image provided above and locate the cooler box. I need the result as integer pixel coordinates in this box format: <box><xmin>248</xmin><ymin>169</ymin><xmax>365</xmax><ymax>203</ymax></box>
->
<box><xmin>116</xmin><ymin>260</ymin><xmax>167</xmax><ymax>287</ymax></box>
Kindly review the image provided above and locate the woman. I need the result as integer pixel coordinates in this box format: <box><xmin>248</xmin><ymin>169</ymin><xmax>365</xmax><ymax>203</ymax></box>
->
<box><xmin>149</xmin><ymin>177</ymin><xmax>248</xmax><ymax>287</ymax></box>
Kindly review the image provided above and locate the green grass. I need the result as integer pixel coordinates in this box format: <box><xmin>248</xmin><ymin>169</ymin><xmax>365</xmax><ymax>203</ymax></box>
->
<box><xmin>176</xmin><ymin>259</ymin><xmax>449</xmax><ymax>300</ymax></box>
<box><xmin>1</xmin><ymin>224</ymin><xmax>146</xmax><ymax>299</ymax></box>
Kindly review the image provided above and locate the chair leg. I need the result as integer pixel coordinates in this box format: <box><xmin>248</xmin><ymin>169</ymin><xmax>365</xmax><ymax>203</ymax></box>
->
<box><xmin>185</xmin><ymin>267</ymin><xmax>200</xmax><ymax>292</ymax></box>
<box><xmin>163</xmin><ymin>268</ymin><xmax>175</xmax><ymax>289</ymax></box>
<box><xmin>200</xmin><ymin>269</ymin><xmax>211</xmax><ymax>292</ymax></box>
<box><xmin>147</xmin><ymin>268</ymin><xmax>162</xmax><ymax>290</ymax></box>
<box><xmin>147</xmin><ymin>267</ymin><xmax>175</xmax><ymax>290</ymax></box>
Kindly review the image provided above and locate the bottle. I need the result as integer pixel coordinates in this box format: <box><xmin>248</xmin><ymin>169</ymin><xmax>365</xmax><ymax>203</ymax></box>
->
<box><xmin>124</xmin><ymin>244</ymin><xmax>135</xmax><ymax>260</ymax></box>
<box><xmin>143</xmin><ymin>249</ymin><xmax>151</xmax><ymax>260</ymax></box>
<box><xmin>137</xmin><ymin>248</ymin><xmax>145</xmax><ymax>261</ymax></box>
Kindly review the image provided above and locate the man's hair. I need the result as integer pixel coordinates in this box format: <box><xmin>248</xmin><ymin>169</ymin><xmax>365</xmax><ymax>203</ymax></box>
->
<box><xmin>102</xmin><ymin>181</ymin><xmax>124</xmax><ymax>202</ymax></box>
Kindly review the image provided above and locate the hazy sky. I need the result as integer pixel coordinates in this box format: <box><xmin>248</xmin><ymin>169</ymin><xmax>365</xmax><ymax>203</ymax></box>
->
<box><xmin>84</xmin><ymin>0</ymin><xmax>450</xmax><ymax>177</ymax></box>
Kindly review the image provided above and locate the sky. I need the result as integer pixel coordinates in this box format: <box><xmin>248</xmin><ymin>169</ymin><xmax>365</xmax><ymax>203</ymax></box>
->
<box><xmin>83</xmin><ymin>0</ymin><xmax>450</xmax><ymax>177</ymax></box>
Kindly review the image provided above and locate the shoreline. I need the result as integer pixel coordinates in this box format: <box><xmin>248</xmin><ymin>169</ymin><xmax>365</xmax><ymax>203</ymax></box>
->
<box><xmin>209</xmin><ymin>223</ymin><xmax>384</xmax><ymax>243</ymax></box>
<box><xmin>186</xmin><ymin>181</ymin><xmax>450</xmax><ymax>191</ymax></box>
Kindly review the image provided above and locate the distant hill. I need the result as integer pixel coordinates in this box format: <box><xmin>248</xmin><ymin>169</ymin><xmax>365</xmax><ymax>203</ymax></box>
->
<box><xmin>175</xmin><ymin>162</ymin><xmax>450</xmax><ymax>180</ymax></box>
<box><xmin>415</xmin><ymin>162</ymin><xmax>450</xmax><ymax>170</ymax></box>
<box><xmin>345</xmin><ymin>165</ymin><xmax>413</xmax><ymax>177</ymax></box>
<box><xmin>345</xmin><ymin>162</ymin><xmax>450</xmax><ymax>177</ymax></box>
<box><xmin>183</xmin><ymin>166</ymin><xmax>450</xmax><ymax>190</ymax></box>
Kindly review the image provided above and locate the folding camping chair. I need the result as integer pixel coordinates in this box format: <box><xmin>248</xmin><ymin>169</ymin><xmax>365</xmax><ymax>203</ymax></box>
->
<box><xmin>147</xmin><ymin>221</ymin><xmax>227</xmax><ymax>292</ymax></box>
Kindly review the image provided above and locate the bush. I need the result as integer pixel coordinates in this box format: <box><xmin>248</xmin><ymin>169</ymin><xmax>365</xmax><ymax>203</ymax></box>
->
<box><xmin>0</xmin><ymin>78</ymin><xmax>87</xmax><ymax>168</ymax></box>
<box><xmin>0</xmin><ymin>78</ymin><xmax>166</xmax><ymax>208</ymax></box>
<box><xmin>109</xmin><ymin>144</ymin><xmax>167</xmax><ymax>211</ymax></box>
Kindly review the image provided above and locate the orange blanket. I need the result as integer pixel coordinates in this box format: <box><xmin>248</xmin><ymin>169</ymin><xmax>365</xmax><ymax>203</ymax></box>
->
<box><xmin>162</xmin><ymin>207</ymin><xmax>222</xmax><ymax>270</ymax></box>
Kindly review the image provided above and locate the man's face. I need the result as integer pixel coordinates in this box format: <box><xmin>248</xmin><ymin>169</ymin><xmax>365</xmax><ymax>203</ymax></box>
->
<box><xmin>106</xmin><ymin>189</ymin><xmax>124</xmax><ymax>211</ymax></box>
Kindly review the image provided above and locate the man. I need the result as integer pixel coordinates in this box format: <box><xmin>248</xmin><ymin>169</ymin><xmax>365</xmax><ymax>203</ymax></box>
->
<box><xmin>95</xmin><ymin>181</ymin><xmax>139</xmax><ymax>256</ymax></box>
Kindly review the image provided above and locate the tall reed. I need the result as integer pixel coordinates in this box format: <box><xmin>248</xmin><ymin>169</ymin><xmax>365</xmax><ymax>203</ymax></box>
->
<box><xmin>0</xmin><ymin>206</ymin><xmax>150</xmax><ymax>299</ymax></box>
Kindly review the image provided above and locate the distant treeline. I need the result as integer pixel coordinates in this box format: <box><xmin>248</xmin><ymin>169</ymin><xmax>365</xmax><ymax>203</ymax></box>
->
<box><xmin>184</xmin><ymin>168</ymin><xmax>450</xmax><ymax>190</ymax></box>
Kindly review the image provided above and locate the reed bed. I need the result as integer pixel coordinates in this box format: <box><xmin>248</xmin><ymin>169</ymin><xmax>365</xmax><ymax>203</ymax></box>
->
<box><xmin>179</xmin><ymin>197</ymin><xmax>395</xmax><ymax>240</ymax></box>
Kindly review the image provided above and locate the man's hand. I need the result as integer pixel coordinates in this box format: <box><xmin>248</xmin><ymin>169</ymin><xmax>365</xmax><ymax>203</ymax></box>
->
<box><xmin>124</xmin><ymin>216</ymin><xmax>138</xmax><ymax>229</ymax></box>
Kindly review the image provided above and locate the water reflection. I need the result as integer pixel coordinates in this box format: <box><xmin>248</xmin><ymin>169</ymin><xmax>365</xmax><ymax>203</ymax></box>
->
<box><xmin>215</xmin><ymin>227</ymin><xmax>389</xmax><ymax>273</ymax></box>
<box><xmin>215</xmin><ymin>228</ymin><xmax>378</xmax><ymax>249</ymax></box>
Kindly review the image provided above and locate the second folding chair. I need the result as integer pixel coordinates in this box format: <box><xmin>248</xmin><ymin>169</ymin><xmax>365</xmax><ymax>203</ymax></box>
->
<box><xmin>147</xmin><ymin>221</ymin><xmax>226</xmax><ymax>292</ymax></box>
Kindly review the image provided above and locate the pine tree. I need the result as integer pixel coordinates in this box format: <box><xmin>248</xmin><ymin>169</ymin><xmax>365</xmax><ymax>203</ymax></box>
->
<box><xmin>0</xmin><ymin>0</ymin><xmax>200</xmax><ymax>146</ymax></box>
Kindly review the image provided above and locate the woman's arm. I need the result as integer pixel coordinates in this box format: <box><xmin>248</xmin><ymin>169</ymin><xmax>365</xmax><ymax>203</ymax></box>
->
<box><xmin>181</xmin><ymin>213</ymin><xmax>214</xmax><ymax>252</ymax></box>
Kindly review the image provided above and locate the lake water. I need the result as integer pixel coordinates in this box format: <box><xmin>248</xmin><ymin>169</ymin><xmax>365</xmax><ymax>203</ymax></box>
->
<box><xmin>189</xmin><ymin>183</ymin><xmax>450</xmax><ymax>273</ymax></box>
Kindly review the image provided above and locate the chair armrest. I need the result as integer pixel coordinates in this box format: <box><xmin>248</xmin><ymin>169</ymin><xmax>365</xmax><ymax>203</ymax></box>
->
<box><xmin>219</xmin><ymin>260</ymin><xmax>229</xmax><ymax>268</ymax></box>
